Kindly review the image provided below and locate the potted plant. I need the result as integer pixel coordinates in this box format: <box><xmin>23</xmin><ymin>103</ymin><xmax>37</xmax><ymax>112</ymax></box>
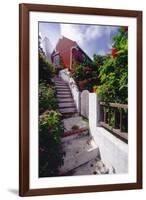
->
<box><xmin>92</xmin><ymin>85</ymin><xmax>98</xmax><ymax>93</ymax></box>
<box><xmin>78</xmin><ymin>79</ymin><xmax>88</xmax><ymax>90</ymax></box>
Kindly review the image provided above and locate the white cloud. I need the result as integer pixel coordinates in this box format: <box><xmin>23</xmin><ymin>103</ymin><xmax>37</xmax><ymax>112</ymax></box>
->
<box><xmin>60</xmin><ymin>24</ymin><xmax>118</xmax><ymax>57</ymax></box>
<box><xmin>60</xmin><ymin>24</ymin><xmax>102</xmax><ymax>46</ymax></box>
<box><xmin>98</xmin><ymin>49</ymin><xmax>106</xmax><ymax>56</ymax></box>
<box><xmin>85</xmin><ymin>26</ymin><xmax>103</xmax><ymax>41</ymax></box>
<box><xmin>60</xmin><ymin>24</ymin><xmax>83</xmax><ymax>44</ymax></box>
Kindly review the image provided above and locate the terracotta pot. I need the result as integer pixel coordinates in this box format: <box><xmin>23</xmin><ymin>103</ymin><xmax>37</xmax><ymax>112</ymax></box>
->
<box><xmin>78</xmin><ymin>80</ymin><xmax>88</xmax><ymax>90</ymax></box>
<box><xmin>92</xmin><ymin>86</ymin><xmax>97</xmax><ymax>93</ymax></box>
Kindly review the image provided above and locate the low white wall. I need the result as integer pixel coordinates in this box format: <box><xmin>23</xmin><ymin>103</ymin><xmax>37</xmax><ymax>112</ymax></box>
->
<box><xmin>69</xmin><ymin>77</ymin><xmax>80</xmax><ymax>111</ymax></box>
<box><xmin>89</xmin><ymin>93</ymin><xmax>97</xmax><ymax>128</ymax></box>
<box><xmin>59</xmin><ymin>69</ymin><xmax>80</xmax><ymax>112</ymax></box>
<box><xmin>89</xmin><ymin>93</ymin><xmax>128</xmax><ymax>174</ymax></box>
<box><xmin>59</xmin><ymin>69</ymin><xmax>70</xmax><ymax>82</ymax></box>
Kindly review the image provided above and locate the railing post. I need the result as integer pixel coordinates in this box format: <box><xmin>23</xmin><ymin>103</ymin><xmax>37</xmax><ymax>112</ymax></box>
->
<box><xmin>114</xmin><ymin>108</ymin><xmax>117</xmax><ymax>129</ymax></box>
<box><xmin>103</xmin><ymin>106</ymin><xmax>106</xmax><ymax>123</ymax></box>
<box><xmin>78</xmin><ymin>91</ymin><xmax>81</xmax><ymax>114</ymax></box>
<box><xmin>97</xmin><ymin>95</ymin><xmax>101</xmax><ymax>126</ymax></box>
<box><xmin>120</xmin><ymin>109</ymin><xmax>123</xmax><ymax>132</ymax></box>
<box><xmin>99</xmin><ymin>102</ymin><xmax>128</xmax><ymax>142</ymax></box>
<box><xmin>100</xmin><ymin>105</ymin><xmax>104</xmax><ymax>122</ymax></box>
<box><xmin>105</xmin><ymin>106</ymin><xmax>109</xmax><ymax>124</ymax></box>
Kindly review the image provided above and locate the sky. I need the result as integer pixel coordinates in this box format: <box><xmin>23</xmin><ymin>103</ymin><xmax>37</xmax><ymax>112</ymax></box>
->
<box><xmin>39</xmin><ymin>22</ymin><xmax>120</xmax><ymax>59</ymax></box>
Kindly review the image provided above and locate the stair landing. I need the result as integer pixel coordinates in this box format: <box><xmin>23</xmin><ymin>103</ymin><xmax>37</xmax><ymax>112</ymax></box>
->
<box><xmin>59</xmin><ymin>135</ymin><xmax>100</xmax><ymax>175</ymax></box>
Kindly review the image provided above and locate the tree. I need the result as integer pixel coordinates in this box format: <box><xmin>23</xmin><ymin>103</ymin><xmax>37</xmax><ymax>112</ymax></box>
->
<box><xmin>97</xmin><ymin>27</ymin><xmax>128</xmax><ymax>104</ymax></box>
<box><xmin>93</xmin><ymin>54</ymin><xmax>105</xmax><ymax>67</ymax></box>
<box><xmin>93</xmin><ymin>54</ymin><xmax>106</xmax><ymax>85</ymax></box>
<box><xmin>39</xmin><ymin>53</ymin><xmax>56</xmax><ymax>84</ymax></box>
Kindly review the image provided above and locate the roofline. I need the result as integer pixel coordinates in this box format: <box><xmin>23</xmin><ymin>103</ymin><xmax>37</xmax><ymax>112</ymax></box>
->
<box><xmin>76</xmin><ymin>45</ymin><xmax>93</xmax><ymax>62</ymax></box>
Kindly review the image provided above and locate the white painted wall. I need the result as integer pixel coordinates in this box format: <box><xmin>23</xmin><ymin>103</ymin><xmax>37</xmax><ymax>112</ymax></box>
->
<box><xmin>59</xmin><ymin>69</ymin><xmax>70</xmax><ymax>82</ymax></box>
<box><xmin>80</xmin><ymin>90</ymin><xmax>89</xmax><ymax>118</ymax></box>
<box><xmin>89</xmin><ymin>93</ymin><xmax>128</xmax><ymax>174</ymax></box>
<box><xmin>89</xmin><ymin>93</ymin><xmax>97</xmax><ymax>128</ymax></box>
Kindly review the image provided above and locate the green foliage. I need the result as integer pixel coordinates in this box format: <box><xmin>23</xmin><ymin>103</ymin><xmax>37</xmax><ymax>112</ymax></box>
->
<box><xmin>39</xmin><ymin>83</ymin><xmax>58</xmax><ymax>114</ymax></box>
<box><xmin>39</xmin><ymin>111</ymin><xmax>64</xmax><ymax>177</ymax></box>
<box><xmin>72</xmin><ymin>58</ymin><xmax>98</xmax><ymax>91</ymax></box>
<box><xmin>93</xmin><ymin>54</ymin><xmax>105</xmax><ymax>66</ymax></box>
<box><xmin>72</xmin><ymin>64</ymin><xmax>85</xmax><ymax>81</ymax></box>
<box><xmin>93</xmin><ymin>54</ymin><xmax>105</xmax><ymax>72</ymax></box>
<box><xmin>39</xmin><ymin>53</ymin><xmax>56</xmax><ymax>83</ymax></box>
<box><xmin>39</xmin><ymin>82</ymin><xmax>64</xmax><ymax>177</ymax></box>
<box><xmin>39</xmin><ymin>51</ymin><xmax>64</xmax><ymax>177</ymax></box>
<box><xmin>97</xmin><ymin>27</ymin><xmax>128</xmax><ymax>104</ymax></box>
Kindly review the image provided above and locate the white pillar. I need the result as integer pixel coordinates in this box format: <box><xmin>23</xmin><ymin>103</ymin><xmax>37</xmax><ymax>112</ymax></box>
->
<box><xmin>89</xmin><ymin>93</ymin><xmax>100</xmax><ymax>129</ymax></box>
<box><xmin>89</xmin><ymin>93</ymin><xmax>97</xmax><ymax>129</ymax></box>
<box><xmin>97</xmin><ymin>95</ymin><xmax>101</xmax><ymax>127</ymax></box>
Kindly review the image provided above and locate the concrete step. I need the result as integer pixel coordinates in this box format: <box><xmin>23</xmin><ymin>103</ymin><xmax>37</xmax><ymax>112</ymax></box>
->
<box><xmin>55</xmin><ymin>83</ymin><xmax>68</xmax><ymax>86</ymax></box>
<box><xmin>56</xmin><ymin>88</ymin><xmax>70</xmax><ymax>92</ymax></box>
<box><xmin>70</xmin><ymin>158</ymin><xmax>113</xmax><ymax>176</ymax></box>
<box><xmin>62</xmin><ymin>116</ymin><xmax>89</xmax><ymax>131</ymax></box>
<box><xmin>59</xmin><ymin>136</ymin><xmax>100</xmax><ymax>175</ymax></box>
<box><xmin>61</xmin><ymin>128</ymin><xmax>89</xmax><ymax>142</ymax></box>
<box><xmin>59</xmin><ymin>107</ymin><xmax>77</xmax><ymax>114</ymax></box>
<box><xmin>62</xmin><ymin>116</ymin><xmax>89</xmax><ymax>139</ymax></box>
<box><xmin>58</xmin><ymin>102</ymin><xmax>76</xmax><ymax>108</ymax></box>
<box><xmin>55</xmin><ymin>85</ymin><xmax>69</xmax><ymax>88</ymax></box>
<box><xmin>55</xmin><ymin>84</ymin><xmax>68</xmax><ymax>87</ymax></box>
<box><xmin>63</xmin><ymin>128</ymin><xmax>89</xmax><ymax>140</ymax></box>
<box><xmin>54</xmin><ymin>80</ymin><xmax>66</xmax><ymax>83</ymax></box>
<box><xmin>58</xmin><ymin>98</ymin><xmax>74</xmax><ymax>103</ymax></box>
<box><xmin>55</xmin><ymin>85</ymin><xmax>68</xmax><ymax>89</ymax></box>
<box><xmin>62</xmin><ymin>113</ymin><xmax>79</xmax><ymax>118</ymax></box>
<box><xmin>57</xmin><ymin>91</ymin><xmax>71</xmax><ymax>95</ymax></box>
<box><xmin>57</xmin><ymin>95</ymin><xmax>72</xmax><ymax>98</ymax></box>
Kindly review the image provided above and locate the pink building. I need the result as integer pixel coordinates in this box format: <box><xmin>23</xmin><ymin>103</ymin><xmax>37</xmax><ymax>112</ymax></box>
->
<box><xmin>51</xmin><ymin>36</ymin><xmax>92</xmax><ymax>71</ymax></box>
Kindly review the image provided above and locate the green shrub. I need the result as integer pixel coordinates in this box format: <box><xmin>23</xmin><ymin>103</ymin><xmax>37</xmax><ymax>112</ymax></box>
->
<box><xmin>72</xmin><ymin>61</ymin><xmax>98</xmax><ymax>92</ymax></box>
<box><xmin>39</xmin><ymin>110</ymin><xmax>64</xmax><ymax>177</ymax></box>
<box><xmin>72</xmin><ymin>64</ymin><xmax>85</xmax><ymax>81</ymax></box>
<box><xmin>39</xmin><ymin>53</ymin><xmax>56</xmax><ymax>83</ymax></box>
<box><xmin>39</xmin><ymin>83</ymin><xmax>58</xmax><ymax>114</ymax></box>
<box><xmin>97</xmin><ymin>28</ymin><xmax>128</xmax><ymax>104</ymax></box>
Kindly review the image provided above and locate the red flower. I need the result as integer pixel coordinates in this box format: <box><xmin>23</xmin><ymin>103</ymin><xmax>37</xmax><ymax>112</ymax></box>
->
<box><xmin>112</xmin><ymin>48</ymin><xmax>118</xmax><ymax>58</ymax></box>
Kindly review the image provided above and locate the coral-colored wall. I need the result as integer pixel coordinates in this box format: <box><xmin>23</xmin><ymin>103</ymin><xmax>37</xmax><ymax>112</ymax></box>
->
<box><xmin>55</xmin><ymin>37</ymin><xmax>77</xmax><ymax>68</ymax></box>
<box><xmin>52</xmin><ymin>37</ymin><xmax>89</xmax><ymax>70</ymax></box>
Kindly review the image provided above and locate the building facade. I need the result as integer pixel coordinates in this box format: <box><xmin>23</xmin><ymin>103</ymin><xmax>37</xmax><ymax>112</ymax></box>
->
<box><xmin>51</xmin><ymin>36</ymin><xmax>92</xmax><ymax>71</ymax></box>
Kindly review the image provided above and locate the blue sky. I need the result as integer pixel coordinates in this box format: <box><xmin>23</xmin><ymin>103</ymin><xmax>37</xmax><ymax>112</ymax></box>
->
<box><xmin>39</xmin><ymin>22</ymin><xmax>120</xmax><ymax>59</ymax></box>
